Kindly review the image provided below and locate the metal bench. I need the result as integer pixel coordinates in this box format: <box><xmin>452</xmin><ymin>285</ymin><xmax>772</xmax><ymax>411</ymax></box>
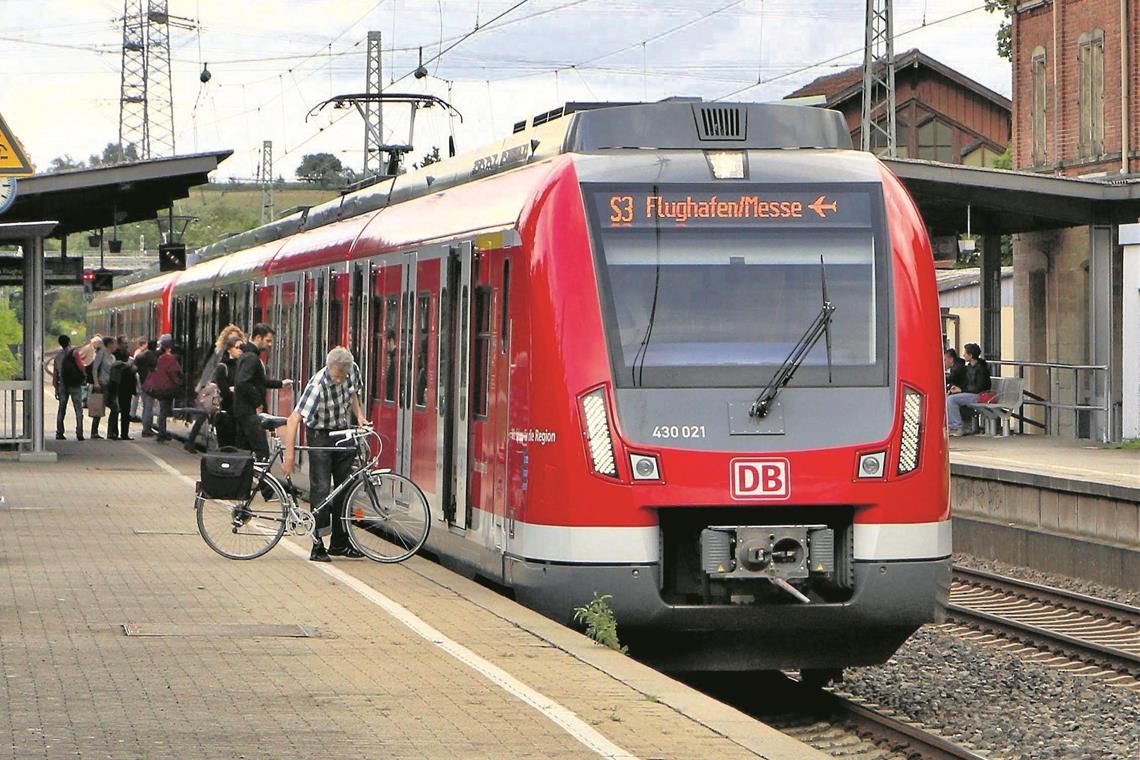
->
<box><xmin>964</xmin><ymin>377</ymin><xmax>1025</xmax><ymax>437</ymax></box>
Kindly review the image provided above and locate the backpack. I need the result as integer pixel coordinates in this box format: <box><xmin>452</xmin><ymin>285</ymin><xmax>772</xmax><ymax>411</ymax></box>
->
<box><xmin>195</xmin><ymin>382</ymin><xmax>222</xmax><ymax>414</ymax></box>
<box><xmin>60</xmin><ymin>348</ymin><xmax>84</xmax><ymax>387</ymax></box>
<box><xmin>109</xmin><ymin>361</ymin><xmax>126</xmax><ymax>387</ymax></box>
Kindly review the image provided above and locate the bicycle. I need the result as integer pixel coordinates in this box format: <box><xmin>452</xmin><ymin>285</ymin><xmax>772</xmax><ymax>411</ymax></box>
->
<box><xmin>194</xmin><ymin>414</ymin><xmax>431</xmax><ymax>563</ymax></box>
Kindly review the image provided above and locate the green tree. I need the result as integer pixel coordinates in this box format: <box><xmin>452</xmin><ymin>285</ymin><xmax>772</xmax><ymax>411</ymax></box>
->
<box><xmin>984</xmin><ymin>0</ymin><xmax>1011</xmax><ymax>61</ymax></box>
<box><xmin>48</xmin><ymin>154</ymin><xmax>86</xmax><ymax>173</ymax></box>
<box><xmin>414</xmin><ymin>146</ymin><xmax>442</xmax><ymax>169</ymax></box>
<box><xmin>296</xmin><ymin>153</ymin><xmax>352</xmax><ymax>188</ymax></box>
<box><xmin>0</xmin><ymin>293</ymin><xmax>23</xmax><ymax>380</ymax></box>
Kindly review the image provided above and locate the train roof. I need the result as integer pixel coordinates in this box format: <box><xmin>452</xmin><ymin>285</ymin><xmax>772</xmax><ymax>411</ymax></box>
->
<box><xmin>88</xmin><ymin>270</ymin><xmax>178</xmax><ymax>312</ymax></box>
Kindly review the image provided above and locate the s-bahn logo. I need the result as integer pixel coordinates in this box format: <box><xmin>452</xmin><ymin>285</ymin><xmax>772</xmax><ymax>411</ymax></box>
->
<box><xmin>730</xmin><ymin>458</ymin><xmax>790</xmax><ymax>500</ymax></box>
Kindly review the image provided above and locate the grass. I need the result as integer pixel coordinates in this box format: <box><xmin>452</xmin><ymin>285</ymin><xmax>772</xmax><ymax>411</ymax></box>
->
<box><xmin>1118</xmin><ymin>439</ymin><xmax>1140</xmax><ymax>450</ymax></box>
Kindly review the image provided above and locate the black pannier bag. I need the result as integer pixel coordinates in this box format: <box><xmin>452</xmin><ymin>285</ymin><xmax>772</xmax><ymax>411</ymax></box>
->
<box><xmin>200</xmin><ymin>452</ymin><xmax>255</xmax><ymax>499</ymax></box>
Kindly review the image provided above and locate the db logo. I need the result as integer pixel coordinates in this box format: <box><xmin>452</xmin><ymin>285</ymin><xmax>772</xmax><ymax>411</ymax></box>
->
<box><xmin>730</xmin><ymin>458</ymin><xmax>790</xmax><ymax>500</ymax></box>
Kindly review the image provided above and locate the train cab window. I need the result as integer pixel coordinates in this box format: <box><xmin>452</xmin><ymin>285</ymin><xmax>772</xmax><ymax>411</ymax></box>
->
<box><xmin>414</xmin><ymin>292</ymin><xmax>430</xmax><ymax>409</ymax></box>
<box><xmin>586</xmin><ymin>185</ymin><xmax>887</xmax><ymax>388</ymax></box>
<box><xmin>384</xmin><ymin>296</ymin><xmax>398</xmax><ymax>404</ymax></box>
<box><xmin>500</xmin><ymin>260</ymin><xmax>510</xmax><ymax>355</ymax></box>
<box><xmin>472</xmin><ymin>286</ymin><xmax>492</xmax><ymax>418</ymax></box>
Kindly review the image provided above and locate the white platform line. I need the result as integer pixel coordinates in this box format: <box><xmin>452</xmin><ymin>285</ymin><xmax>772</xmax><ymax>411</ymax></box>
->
<box><xmin>133</xmin><ymin>444</ymin><xmax>638</xmax><ymax>760</ymax></box>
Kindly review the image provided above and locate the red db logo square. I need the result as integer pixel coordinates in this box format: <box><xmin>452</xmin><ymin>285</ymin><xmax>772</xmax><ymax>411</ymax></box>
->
<box><xmin>730</xmin><ymin>458</ymin><xmax>790</xmax><ymax>500</ymax></box>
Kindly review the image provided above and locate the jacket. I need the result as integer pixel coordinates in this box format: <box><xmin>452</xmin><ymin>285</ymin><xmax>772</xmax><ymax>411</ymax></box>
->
<box><xmin>233</xmin><ymin>342</ymin><xmax>282</xmax><ymax>416</ymax></box>
<box><xmin>945</xmin><ymin>358</ymin><xmax>967</xmax><ymax>390</ymax></box>
<box><xmin>92</xmin><ymin>348</ymin><xmax>115</xmax><ymax>387</ymax></box>
<box><xmin>146</xmin><ymin>351</ymin><xmax>184</xmax><ymax>399</ymax></box>
<box><xmin>135</xmin><ymin>348</ymin><xmax>158</xmax><ymax>384</ymax></box>
<box><xmin>212</xmin><ymin>355</ymin><xmax>237</xmax><ymax>413</ymax></box>
<box><xmin>963</xmin><ymin>358</ymin><xmax>992</xmax><ymax>394</ymax></box>
<box><xmin>110</xmin><ymin>361</ymin><xmax>137</xmax><ymax>403</ymax></box>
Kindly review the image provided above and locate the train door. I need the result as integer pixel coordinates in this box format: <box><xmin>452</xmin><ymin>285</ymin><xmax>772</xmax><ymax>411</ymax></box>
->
<box><xmin>439</xmin><ymin>243</ymin><xmax>472</xmax><ymax>530</ymax></box>
<box><xmin>349</xmin><ymin>262</ymin><xmax>367</xmax><ymax>370</ymax></box>
<box><xmin>395</xmin><ymin>253</ymin><xmax>418</xmax><ymax>477</ymax></box>
<box><xmin>409</xmin><ymin>256</ymin><xmax>440</xmax><ymax>503</ymax></box>
<box><xmin>277</xmin><ymin>279</ymin><xmax>300</xmax><ymax>413</ymax></box>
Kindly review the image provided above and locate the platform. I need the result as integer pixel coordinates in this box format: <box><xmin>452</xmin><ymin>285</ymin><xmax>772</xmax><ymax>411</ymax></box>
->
<box><xmin>949</xmin><ymin>435</ymin><xmax>1139</xmax><ymax>590</ymax></box>
<box><xmin>0</xmin><ymin>430</ymin><xmax>823</xmax><ymax>758</ymax></box>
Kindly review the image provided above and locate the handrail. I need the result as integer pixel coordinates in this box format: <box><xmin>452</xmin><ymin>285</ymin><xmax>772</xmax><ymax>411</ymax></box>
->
<box><xmin>985</xmin><ymin>359</ymin><xmax>1112</xmax><ymax>442</ymax></box>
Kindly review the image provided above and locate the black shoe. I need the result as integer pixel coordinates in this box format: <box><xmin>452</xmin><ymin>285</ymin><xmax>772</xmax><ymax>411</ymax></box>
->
<box><xmin>327</xmin><ymin>545</ymin><xmax>364</xmax><ymax>558</ymax></box>
<box><xmin>260</xmin><ymin>486</ymin><xmax>278</xmax><ymax>502</ymax></box>
<box><xmin>309</xmin><ymin>544</ymin><xmax>331</xmax><ymax>562</ymax></box>
<box><xmin>155</xmin><ymin>434</ymin><xmax>171</xmax><ymax>442</ymax></box>
<box><xmin>90</xmin><ymin>433</ymin><xmax>103</xmax><ymax>440</ymax></box>
<box><xmin>183</xmin><ymin>442</ymin><xmax>198</xmax><ymax>454</ymax></box>
<box><xmin>108</xmin><ymin>434</ymin><xmax>119</xmax><ymax>441</ymax></box>
<box><xmin>121</xmin><ymin>436</ymin><xmax>134</xmax><ymax>441</ymax></box>
<box><xmin>56</xmin><ymin>433</ymin><xmax>66</xmax><ymax>440</ymax></box>
<box><xmin>76</xmin><ymin>433</ymin><xmax>84</xmax><ymax>441</ymax></box>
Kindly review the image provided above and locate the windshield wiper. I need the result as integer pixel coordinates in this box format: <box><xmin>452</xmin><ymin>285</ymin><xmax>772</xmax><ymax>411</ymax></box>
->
<box><xmin>750</xmin><ymin>255</ymin><xmax>836</xmax><ymax>418</ymax></box>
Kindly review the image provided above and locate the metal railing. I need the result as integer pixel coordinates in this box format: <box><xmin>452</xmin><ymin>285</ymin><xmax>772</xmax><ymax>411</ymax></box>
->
<box><xmin>0</xmin><ymin>381</ymin><xmax>32</xmax><ymax>446</ymax></box>
<box><xmin>988</xmin><ymin>360</ymin><xmax>1112</xmax><ymax>442</ymax></box>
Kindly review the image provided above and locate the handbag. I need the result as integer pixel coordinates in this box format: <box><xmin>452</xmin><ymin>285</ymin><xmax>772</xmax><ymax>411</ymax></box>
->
<box><xmin>199</xmin><ymin>451</ymin><xmax>255</xmax><ymax>499</ymax></box>
<box><xmin>87</xmin><ymin>391</ymin><xmax>106</xmax><ymax>417</ymax></box>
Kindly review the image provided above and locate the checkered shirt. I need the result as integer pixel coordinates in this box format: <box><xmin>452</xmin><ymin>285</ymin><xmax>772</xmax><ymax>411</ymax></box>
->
<box><xmin>293</xmin><ymin>364</ymin><xmax>362</xmax><ymax>430</ymax></box>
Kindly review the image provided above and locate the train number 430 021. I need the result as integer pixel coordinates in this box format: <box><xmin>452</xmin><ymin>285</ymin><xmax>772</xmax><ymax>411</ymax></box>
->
<box><xmin>652</xmin><ymin>425</ymin><xmax>706</xmax><ymax>439</ymax></box>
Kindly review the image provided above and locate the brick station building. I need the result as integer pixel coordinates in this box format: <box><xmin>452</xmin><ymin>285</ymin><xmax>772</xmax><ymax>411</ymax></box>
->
<box><xmin>1010</xmin><ymin>0</ymin><xmax>1139</xmax><ymax>439</ymax></box>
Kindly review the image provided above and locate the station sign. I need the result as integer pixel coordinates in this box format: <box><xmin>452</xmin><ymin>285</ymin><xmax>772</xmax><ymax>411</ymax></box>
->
<box><xmin>0</xmin><ymin>113</ymin><xmax>34</xmax><ymax>177</ymax></box>
<box><xmin>0</xmin><ymin>256</ymin><xmax>84</xmax><ymax>287</ymax></box>
<box><xmin>592</xmin><ymin>187</ymin><xmax>873</xmax><ymax>229</ymax></box>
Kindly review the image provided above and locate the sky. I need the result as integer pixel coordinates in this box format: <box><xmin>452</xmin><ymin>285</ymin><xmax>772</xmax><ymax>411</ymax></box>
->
<box><xmin>1</xmin><ymin>0</ymin><xmax>1010</xmax><ymax>181</ymax></box>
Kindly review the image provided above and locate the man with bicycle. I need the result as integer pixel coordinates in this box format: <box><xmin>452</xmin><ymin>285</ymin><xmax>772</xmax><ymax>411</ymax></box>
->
<box><xmin>282</xmin><ymin>347</ymin><xmax>369</xmax><ymax>562</ymax></box>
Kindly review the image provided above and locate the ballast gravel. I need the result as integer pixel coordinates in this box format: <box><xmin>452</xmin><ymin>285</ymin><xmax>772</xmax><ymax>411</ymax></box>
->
<box><xmin>827</xmin><ymin>554</ymin><xmax>1140</xmax><ymax>757</ymax></box>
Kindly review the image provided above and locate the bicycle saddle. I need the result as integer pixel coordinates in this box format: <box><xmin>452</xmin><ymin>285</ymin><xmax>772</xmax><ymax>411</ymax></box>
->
<box><xmin>258</xmin><ymin>413</ymin><xmax>289</xmax><ymax>430</ymax></box>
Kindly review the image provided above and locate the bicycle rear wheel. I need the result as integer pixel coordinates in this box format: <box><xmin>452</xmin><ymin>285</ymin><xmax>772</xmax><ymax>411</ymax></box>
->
<box><xmin>344</xmin><ymin>471</ymin><xmax>431</xmax><ymax>563</ymax></box>
<box><xmin>196</xmin><ymin>475</ymin><xmax>288</xmax><ymax>560</ymax></box>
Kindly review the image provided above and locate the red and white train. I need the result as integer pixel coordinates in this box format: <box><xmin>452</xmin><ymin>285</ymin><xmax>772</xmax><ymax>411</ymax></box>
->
<box><xmin>90</xmin><ymin>101</ymin><xmax>950</xmax><ymax>672</ymax></box>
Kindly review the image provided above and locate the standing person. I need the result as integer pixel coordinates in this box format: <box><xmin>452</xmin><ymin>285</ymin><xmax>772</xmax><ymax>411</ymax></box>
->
<box><xmin>186</xmin><ymin>325</ymin><xmax>245</xmax><ymax>453</ymax></box>
<box><xmin>89</xmin><ymin>337</ymin><xmax>117</xmax><ymax>439</ymax></box>
<box><xmin>130</xmin><ymin>338</ymin><xmax>147</xmax><ymax>420</ymax></box>
<box><xmin>211</xmin><ymin>334</ymin><xmax>244</xmax><ymax>449</ymax></box>
<box><xmin>947</xmin><ymin>342</ymin><xmax>992</xmax><ymax>436</ymax></box>
<box><xmin>232</xmin><ymin>323</ymin><xmax>292</xmax><ymax>461</ymax></box>
<box><xmin>135</xmin><ymin>339</ymin><xmax>159</xmax><ymax>437</ymax></box>
<box><xmin>143</xmin><ymin>335</ymin><xmax>184</xmax><ymax>442</ymax></box>
<box><xmin>281</xmin><ymin>347</ymin><xmax>368</xmax><ymax>561</ymax></box>
<box><xmin>53</xmin><ymin>334</ymin><xmax>86</xmax><ymax>441</ymax></box>
<box><xmin>108</xmin><ymin>348</ymin><xmax>138</xmax><ymax>440</ymax></box>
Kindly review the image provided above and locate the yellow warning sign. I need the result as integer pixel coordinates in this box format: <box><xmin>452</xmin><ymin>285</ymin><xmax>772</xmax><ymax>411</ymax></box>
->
<box><xmin>0</xmin><ymin>114</ymin><xmax>34</xmax><ymax>177</ymax></box>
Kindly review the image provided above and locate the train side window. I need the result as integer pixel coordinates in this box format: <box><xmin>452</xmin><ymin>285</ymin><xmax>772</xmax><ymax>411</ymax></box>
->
<box><xmin>472</xmin><ymin>286</ymin><xmax>492</xmax><ymax>419</ymax></box>
<box><xmin>384</xmin><ymin>296</ymin><xmax>398</xmax><ymax>404</ymax></box>
<box><xmin>437</xmin><ymin>286</ymin><xmax>449</xmax><ymax>413</ymax></box>
<box><xmin>414</xmin><ymin>292</ymin><xmax>430</xmax><ymax>409</ymax></box>
<box><xmin>500</xmin><ymin>259</ymin><xmax>510</xmax><ymax>355</ymax></box>
<box><xmin>369</xmin><ymin>285</ymin><xmax>383</xmax><ymax>406</ymax></box>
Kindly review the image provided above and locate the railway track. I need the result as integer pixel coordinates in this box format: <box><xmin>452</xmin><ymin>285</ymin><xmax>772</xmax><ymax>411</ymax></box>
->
<box><xmin>949</xmin><ymin>565</ymin><xmax>1140</xmax><ymax>675</ymax></box>
<box><xmin>687</xmin><ymin>672</ymin><xmax>987</xmax><ymax>759</ymax></box>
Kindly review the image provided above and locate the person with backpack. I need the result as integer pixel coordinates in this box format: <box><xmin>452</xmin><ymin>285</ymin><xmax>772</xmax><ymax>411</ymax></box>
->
<box><xmin>233</xmin><ymin>323</ymin><xmax>292</xmax><ymax>461</ymax></box>
<box><xmin>143</xmin><ymin>335</ymin><xmax>184</xmax><ymax>443</ymax></box>
<box><xmin>135</xmin><ymin>339</ymin><xmax>159</xmax><ymax>437</ymax></box>
<box><xmin>107</xmin><ymin>348</ymin><xmax>138</xmax><ymax>440</ymax></box>
<box><xmin>185</xmin><ymin>325</ymin><xmax>244</xmax><ymax>453</ymax></box>
<box><xmin>53</xmin><ymin>334</ymin><xmax>87</xmax><ymax>441</ymax></box>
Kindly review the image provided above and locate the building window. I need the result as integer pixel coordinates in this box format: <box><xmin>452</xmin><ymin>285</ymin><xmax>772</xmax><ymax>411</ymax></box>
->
<box><xmin>916</xmin><ymin>118</ymin><xmax>953</xmax><ymax>163</ymax></box>
<box><xmin>1077</xmin><ymin>30</ymin><xmax>1105</xmax><ymax>160</ymax></box>
<box><xmin>1031</xmin><ymin>47</ymin><xmax>1047</xmax><ymax>166</ymax></box>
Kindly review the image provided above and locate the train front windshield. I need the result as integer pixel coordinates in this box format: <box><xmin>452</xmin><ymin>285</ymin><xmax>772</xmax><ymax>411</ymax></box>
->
<box><xmin>586</xmin><ymin>185</ymin><xmax>890</xmax><ymax>388</ymax></box>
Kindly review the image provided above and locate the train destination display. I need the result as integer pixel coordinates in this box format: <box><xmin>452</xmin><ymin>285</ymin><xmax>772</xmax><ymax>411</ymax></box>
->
<box><xmin>593</xmin><ymin>188</ymin><xmax>874</xmax><ymax>228</ymax></box>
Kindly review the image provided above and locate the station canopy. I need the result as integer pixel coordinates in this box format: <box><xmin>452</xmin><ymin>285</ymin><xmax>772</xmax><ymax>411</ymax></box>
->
<box><xmin>3</xmin><ymin>150</ymin><xmax>232</xmax><ymax>235</ymax></box>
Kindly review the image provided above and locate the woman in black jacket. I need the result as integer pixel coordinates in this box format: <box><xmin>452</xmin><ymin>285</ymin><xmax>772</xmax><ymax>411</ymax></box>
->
<box><xmin>108</xmin><ymin>348</ymin><xmax>138</xmax><ymax>440</ymax></box>
<box><xmin>211</xmin><ymin>334</ymin><xmax>244</xmax><ymax>448</ymax></box>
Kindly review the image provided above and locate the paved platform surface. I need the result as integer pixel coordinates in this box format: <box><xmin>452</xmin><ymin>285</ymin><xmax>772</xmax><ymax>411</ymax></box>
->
<box><xmin>950</xmin><ymin>434</ymin><xmax>1140</xmax><ymax>493</ymax></box>
<box><xmin>0</xmin><ymin>431</ymin><xmax>823</xmax><ymax>759</ymax></box>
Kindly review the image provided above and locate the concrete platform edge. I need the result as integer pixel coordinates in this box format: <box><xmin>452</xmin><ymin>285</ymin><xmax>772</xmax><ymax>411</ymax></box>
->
<box><xmin>402</xmin><ymin>556</ymin><xmax>828</xmax><ymax>760</ymax></box>
<box><xmin>952</xmin><ymin>514</ymin><xmax>1140</xmax><ymax>592</ymax></box>
<box><xmin>951</xmin><ymin>461</ymin><xmax>1140</xmax><ymax>503</ymax></box>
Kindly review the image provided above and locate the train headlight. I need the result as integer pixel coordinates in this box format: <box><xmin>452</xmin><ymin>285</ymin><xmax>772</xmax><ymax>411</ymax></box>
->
<box><xmin>897</xmin><ymin>387</ymin><xmax>924</xmax><ymax>475</ymax></box>
<box><xmin>580</xmin><ymin>388</ymin><xmax>618</xmax><ymax>478</ymax></box>
<box><xmin>630</xmin><ymin>453</ymin><xmax>660</xmax><ymax>481</ymax></box>
<box><xmin>857</xmin><ymin>451</ymin><xmax>886</xmax><ymax>479</ymax></box>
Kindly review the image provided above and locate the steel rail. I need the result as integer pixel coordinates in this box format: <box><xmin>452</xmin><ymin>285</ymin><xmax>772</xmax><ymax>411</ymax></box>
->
<box><xmin>949</xmin><ymin>565</ymin><xmax>1140</xmax><ymax>672</ymax></box>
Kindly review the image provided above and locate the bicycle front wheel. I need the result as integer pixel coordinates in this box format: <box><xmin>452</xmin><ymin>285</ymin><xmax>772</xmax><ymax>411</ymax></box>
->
<box><xmin>196</xmin><ymin>475</ymin><xmax>288</xmax><ymax>560</ymax></box>
<box><xmin>344</xmin><ymin>471</ymin><xmax>431</xmax><ymax>563</ymax></box>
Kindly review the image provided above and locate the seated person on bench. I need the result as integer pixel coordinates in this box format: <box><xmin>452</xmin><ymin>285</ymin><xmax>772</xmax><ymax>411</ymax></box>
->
<box><xmin>947</xmin><ymin>343</ymin><xmax>991</xmax><ymax>437</ymax></box>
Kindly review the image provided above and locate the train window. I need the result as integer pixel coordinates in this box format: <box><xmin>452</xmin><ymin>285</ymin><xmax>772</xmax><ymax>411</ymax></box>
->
<box><xmin>328</xmin><ymin>273</ymin><xmax>343</xmax><ymax>349</ymax></box>
<box><xmin>311</xmin><ymin>276</ymin><xmax>325</xmax><ymax>378</ymax></box>
<box><xmin>437</xmin><ymin>287</ymin><xmax>449</xmax><ymax>413</ymax></box>
<box><xmin>472</xmin><ymin>286</ymin><xmax>492</xmax><ymax>419</ymax></box>
<box><xmin>414</xmin><ymin>293</ymin><xmax>430</xmax><ymax>409</ymax></box>
<box><xmin>384</xmin><ymin>296</ymin><xmax>398</xmax><ymax>404</ymax></box>
<box><xmin>587</xmin><ymin>188</ymin><xmax>886</xmax><ymax>388</ymax></box>
<box><xmin>369</xmin><ymin>290</ymin><xmax>383</xmax><ymax>405</ymax></box>
<box><xmin>500</xmin><ymin>259</ymin><xmax>510</xmax><ymax>355</ymax></box>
